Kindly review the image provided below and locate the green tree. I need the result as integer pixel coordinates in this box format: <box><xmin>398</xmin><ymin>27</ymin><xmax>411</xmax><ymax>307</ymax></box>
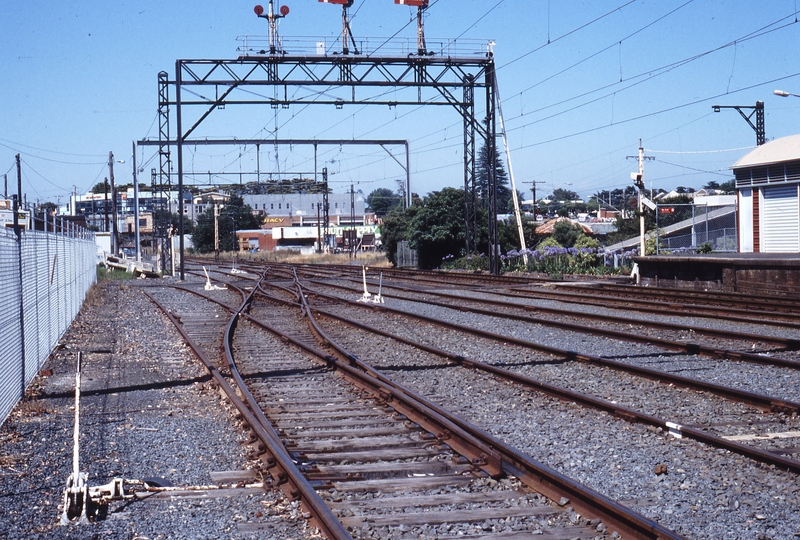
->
<box><xmin>408</xmin><ymin>187</ymin><xmax>468</xmax><ymax>269</ymax></box>
<box><xmin>91</xmin><ymin>181</ymin><xmax>108</xmax><ymax>195</ymax></box>
<box><xmin>498</xmin><ymin>216</ymin><xmax>537</xmax><ymax>253</ymax></box>
<box><xmin>366</xmin><ymin>188</ymin><xmax>402</xmax><ymax>217</ymax></box>
<box><xmin>39</xmin><ymin>201</ymin><xmax>58</xmax><ymax>215</ymax></box>
<box><xmin>719</xmin><ymin>179</ymin><xmax>735</xmax><ymax>193</ymax></box>
<box><xmin>476</xmin><ymin>143</ymin><xmax>512</xmax><ymax>212</ymax></box>
<box><xmin>192</xmin><ymin>195</ymin><xmax>257</xmax><ymax>253</ymax></box>
<box><xmin>552</xmin><ymin>188</ymin><xmax>580</xmax><ymax>202</ymax></box>
<box><xmin>552</xmin><ymin>220</ymin><xmax>583</xmax><ymax>247</ymax></box>
<box><xmin>380</xmin><ymin>206</ymin><xmax>415</xmax><ymax>266</ymax></box>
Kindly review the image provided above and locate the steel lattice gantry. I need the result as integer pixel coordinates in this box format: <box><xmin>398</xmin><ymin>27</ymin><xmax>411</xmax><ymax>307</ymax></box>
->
<box><xmin>165</xmin><ymin>53</ymin><xmax>498</xmax><ymax>277</ymax></box>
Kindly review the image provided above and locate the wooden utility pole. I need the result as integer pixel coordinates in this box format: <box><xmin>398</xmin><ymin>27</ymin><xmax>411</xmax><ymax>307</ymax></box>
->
<box><xmin>528</xmin><ymin>180</ymin><xmax>544</xmax><ymax>219</ymax></box>
<box><xmin>16</xmin><ymin>154</ymin><xmax>22</xmax><ymax>209</ymax></box>
<box><xmin>108</xmin><ymin>152</ymin><xmax>118</xmax><ymax>255</ymax></box>
<box><xmin>103</xmin><ymin>178</ymin><xmax>109</xmax><ymax>233</ymax></box>
<box><xmin>629</xmin><ymin>140</ymin><xmax>654</xmax><ymax>257</ymax></box>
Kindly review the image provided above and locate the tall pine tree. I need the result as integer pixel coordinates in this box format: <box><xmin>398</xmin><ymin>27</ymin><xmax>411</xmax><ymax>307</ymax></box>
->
<box><xmin>475</xmin><ymin>142</ymin><xmax>512</xmax><ymax>212</ymax></box>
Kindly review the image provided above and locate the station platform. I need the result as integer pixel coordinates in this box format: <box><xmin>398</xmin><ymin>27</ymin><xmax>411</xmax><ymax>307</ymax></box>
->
<box><xmin>633</xmin><ymin>253</ymin><xmax>800</xmax><ymax>296</ymax></box>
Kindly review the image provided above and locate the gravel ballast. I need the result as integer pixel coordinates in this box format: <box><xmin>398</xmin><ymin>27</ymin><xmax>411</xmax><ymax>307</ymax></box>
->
<box><xmin>0</xmin><ymin>278</ymin><xmax>320</xmax><ymax>540</ymax></box>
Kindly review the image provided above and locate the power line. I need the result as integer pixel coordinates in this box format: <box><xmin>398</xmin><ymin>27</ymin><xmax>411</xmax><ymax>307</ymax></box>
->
<box><xmin>512</xmin><ymin>71</ymin><xmax>800</xmax><ymax>150</ymax></box>
<box><xmin>514</xmin><ymin>0</ymin><xmax>694</xmax><ymax>97</ymax></box>
<box><xmin>504</xmin><ymin>14</ymin><xmax>800</xmax><ymax>130</ymax></box>
<box><xmin>499</xmin><ymin>0</ymin><xmax>637</xmax><ymax>71</ymax></box>
<box><xmin>0</xmin><ymin>136</ymin><xmax>108</xmax><ymax>158</ymax></box>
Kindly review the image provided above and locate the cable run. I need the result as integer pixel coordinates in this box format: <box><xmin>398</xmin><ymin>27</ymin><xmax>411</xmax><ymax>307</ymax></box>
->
<box><xmin>513</xmin><ymin>71</ymin><xmax>800</xmax><ymax>149</ymax></box>
<box><xmin>499</xmin><ymin>0</ymin><xmax>637</xmax><ymax>71</ymax></box>
<box><xmin>516</xmin><ymin>0</ymin><xmax>694</xmax><ymax>96</ymax></box>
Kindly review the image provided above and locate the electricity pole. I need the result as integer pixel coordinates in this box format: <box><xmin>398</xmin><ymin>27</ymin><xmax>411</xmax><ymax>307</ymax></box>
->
<box><xmin>214</xmin><ymin>204</ymin><xmax>220</xmax><ymax>262</ymax></box>
<box><xmin>629</xmin><ymin>140</ymin><xmax>655</xmax><ymax>257</ymax></box>
<box><xmin>108</xmin><ymin>152</ymin><xmax>118</xmax><ymax>255</ymax></box>
<box><xmin>528</xmin><ymin>180</ymin><xmax>544</xmax><ymax>220</ymax></box>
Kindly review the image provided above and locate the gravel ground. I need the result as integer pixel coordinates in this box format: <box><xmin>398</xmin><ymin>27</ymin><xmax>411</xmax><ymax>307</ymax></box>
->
<box><xmin>308</xmin><ymin>280</ymin><xmax>800</xmax><ymax>404</ymax></box>
<box><xmin>0</xmin><ymin>278</ymin><xmax>320</xmax><ymax>540</ymax></box>
<box><xmin>306</xmin><ymin>285</ymin><xmax>800</xmax><ymax>540</ymax></box>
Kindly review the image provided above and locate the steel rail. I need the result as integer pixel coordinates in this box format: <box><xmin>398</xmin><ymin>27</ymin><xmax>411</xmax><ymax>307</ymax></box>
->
<box><xmin>501</xmin><ymin>285</ymin><xmax>800</xmax><ymax>328</ymax></box>
<box><xmin>337</xmin><ymin>275</ymin><xmax>800</xmax><ymax>353</ymax></box>
<box><xmin>192</xmin><ymin>267</ymin><xmax>686</xmax><ymax>539</ymax></box>
<box><xmin>274</xmin><ymin>262</ymin><xmax>800</xmax><ymax>326</ymax></box>
<box><xmin>297</xmin><ymin>283</ymin><xmax>800</xmax><ymax>416</ymax></box>
<box><xmin>492</xmin><ymin>288</ymin><xmax>800</xmax><ymax>329</ymax></box>
<box><xmin>142</xmin><ymin>286</ymin><xmax>353</xmax><ymax>540</ymax></box>
<box><xmin>300</xmin><ymin>299</ymin><xmax>800</xmax><ymax>476</ymax></box>
<box><xmin>307</xmin><ymin>278</ymin><xmax>800</xmax><ymax>372</ymax></box>
<box><xmin>286</xmin><ymin>275</ymin><xmax>686</xmax><ymax>540</ymax></box>
<box><xmin>176</xmin><ymin>277</ymin><xmax>506</xmax><ymax>477</ymax></box>
<box><xmin>557</xmin><ymin>281</ymin><xmax>800</xmax><ymax>312</ymax></box>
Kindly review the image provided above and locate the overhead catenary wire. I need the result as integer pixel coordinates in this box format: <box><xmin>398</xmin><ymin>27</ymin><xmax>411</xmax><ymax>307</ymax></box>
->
<box><xmin>511</xmin><ymin>71</ymin><xmax>800</xmax><ymax>150</ymax></box>
<box><xmin>505</xmin><ymin>13</ymin><xmax>800</xmax><ymax>130</ymax></box>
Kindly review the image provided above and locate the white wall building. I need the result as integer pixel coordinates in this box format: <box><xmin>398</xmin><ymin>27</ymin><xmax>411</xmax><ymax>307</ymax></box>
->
<box><xmin>733</xmin><ymin>134</ymin><xmax>800</xmax><ymax>253</ymax></box>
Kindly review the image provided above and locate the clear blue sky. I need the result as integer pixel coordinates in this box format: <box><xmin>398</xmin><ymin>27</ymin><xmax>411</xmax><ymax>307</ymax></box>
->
<box><xmin>3</xmin><ymin>0</ymin><xmax>800</xmax><ymax>208</ymax></box>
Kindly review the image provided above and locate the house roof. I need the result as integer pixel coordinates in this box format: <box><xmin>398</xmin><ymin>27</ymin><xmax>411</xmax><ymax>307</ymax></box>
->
<box><xmin>535</xmin><ymin>217</ymin><xmax>593</xmax><ymax>235</ymax></box>
<box><xmin>732</xmin><ymin>134</ymin><xmax>800</xmax><ymax>169</ymax></box>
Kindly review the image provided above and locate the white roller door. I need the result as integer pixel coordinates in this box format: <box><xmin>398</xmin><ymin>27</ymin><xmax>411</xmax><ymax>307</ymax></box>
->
<box><xmin>761</xmin><ymin>184</ymin><xmax>800</xmax><ymax>252</ymax></box>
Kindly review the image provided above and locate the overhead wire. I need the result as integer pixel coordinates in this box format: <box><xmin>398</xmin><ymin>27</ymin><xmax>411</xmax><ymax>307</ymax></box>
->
<box><xmin>514</xmin><ymin>0</ymin><xmax>694</xmax><ymax>96</ymax></box>
<box><xmin>513</xmin><ymin>71</ymin><xmax>800</xmax><ymax>150</ymax></box>
<box><xmin>505</xmin><ymin>11</ymin><xmax>800</xmax><ymax>130</ymax></box>
<box><xmin>498</xmin><ymin>0</ymin><xmax>638</xmax><ymax>71</ymax></box>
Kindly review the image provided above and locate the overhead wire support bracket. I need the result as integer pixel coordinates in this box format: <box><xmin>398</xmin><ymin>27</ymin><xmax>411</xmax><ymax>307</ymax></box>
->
<box><xmin>711</xmin><ymin>101</ymin><xmax>765</xmax><ymax>146</ymax></box>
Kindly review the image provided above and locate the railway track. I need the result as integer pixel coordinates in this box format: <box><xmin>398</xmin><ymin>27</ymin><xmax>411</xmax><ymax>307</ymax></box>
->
<box><xmin>280</xmin><ymin>276</ymin><xmax>800</xmax><ymax>469</ymax></box>
<box><xmin>260</xmin><ymin>261</ymin><xmax>800</xmax><ymax>327</ymax></box>
<box><xmin>177</xmin><ymin>260</ymin><xmax>800</xmax><ymax>537</ymax></box>
<box><xmin>149</xmin><ymin>266</ymin><xmax>682</xmax><ymax>539</ymax></box>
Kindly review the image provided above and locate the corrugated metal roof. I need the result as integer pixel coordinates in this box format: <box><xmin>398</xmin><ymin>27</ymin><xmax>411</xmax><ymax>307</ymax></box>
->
<box><xmin>732</xmin><ymin>134</ymin><xmax>800</xmax><ymax>169</ymax></box>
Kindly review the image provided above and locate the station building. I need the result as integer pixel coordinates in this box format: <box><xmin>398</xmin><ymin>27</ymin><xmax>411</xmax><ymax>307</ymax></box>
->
<box><xmin>734</xmin><ymin>134</ymin><xmax>800</xmax><ymax>253</ymax></box>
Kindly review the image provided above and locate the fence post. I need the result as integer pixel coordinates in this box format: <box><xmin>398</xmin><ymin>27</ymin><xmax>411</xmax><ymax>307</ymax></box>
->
<box><xmin>13</xmin><ymin>196</ymin><xmax>26</xmax><ymax>398</ymax></box>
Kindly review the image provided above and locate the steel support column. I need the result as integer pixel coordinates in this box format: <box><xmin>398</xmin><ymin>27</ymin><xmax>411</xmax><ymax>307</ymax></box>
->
<box><xmin>157</xmin><ymin>71</ymin><xmax>173</xmax><ymax>275</ymax></box>
<box><xmin>463</xmin><ymin>75</ymin><xmax>477</xmax><ymax>255</ymax></box>
<box><xmin>484</xmin><ymin>61</ymin><xmax>498</xmax><ymax>274</ymax></box>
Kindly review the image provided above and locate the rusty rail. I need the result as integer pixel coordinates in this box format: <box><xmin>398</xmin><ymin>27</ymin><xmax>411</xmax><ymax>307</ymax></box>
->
<box><xmin>142</xmin><ymin>285</ymin><xmax>353</xmax><ymax>540</ymax></box>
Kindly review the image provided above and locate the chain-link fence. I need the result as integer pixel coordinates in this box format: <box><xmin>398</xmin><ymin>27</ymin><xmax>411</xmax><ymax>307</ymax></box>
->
<box><xmin>0</xmin><ymin>225</ymin><xmax>96</xmax><ymax>426</ymax></box>
<box><xmin>655</xmin><ymin>204</ymin><xmax>737</xmax><ymax>253</ymax></box>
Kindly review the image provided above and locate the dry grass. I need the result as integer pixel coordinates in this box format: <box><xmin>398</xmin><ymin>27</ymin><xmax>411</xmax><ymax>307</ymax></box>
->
<box><xmin>192</xmin><ymin>249</ymin><xmax>392</xmax><ymax>268</ymax></box>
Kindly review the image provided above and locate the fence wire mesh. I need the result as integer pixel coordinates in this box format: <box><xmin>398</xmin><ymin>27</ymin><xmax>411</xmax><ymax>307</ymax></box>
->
<box><xmin>0</xmin><ymin>227</ymin><xmax>96</xmax><ymax>426</ymax></box>
<box><xmin>655</xmin><ymin>204</ymin><xmax>738</xmax><ymax>253</ymax></box>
